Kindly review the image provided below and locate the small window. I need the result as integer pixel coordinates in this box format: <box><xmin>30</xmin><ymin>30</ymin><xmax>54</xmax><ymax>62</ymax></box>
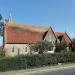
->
<box><xmin>12</xmin><ymin>47</ymin><xmax>14</xmax><ymax>52</ymax></box>
<box><xmin>25</xmin><ymin>47</ymin><xmax>27</xmax><ymax>52</ymax></box>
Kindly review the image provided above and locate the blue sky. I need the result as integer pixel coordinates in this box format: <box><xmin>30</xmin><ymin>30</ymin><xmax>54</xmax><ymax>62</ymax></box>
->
<box><xmin>0</xmin><ymin>0</ymin><xmax>75</xmax><ymax>45</ymax></box>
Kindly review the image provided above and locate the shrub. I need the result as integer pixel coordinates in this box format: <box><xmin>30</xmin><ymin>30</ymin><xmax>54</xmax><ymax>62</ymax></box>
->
<box><xmin>0</xmin><ymin>53</ymin><xmax>75</xmax><ymax>72</ymax></box>
<box><xmin>30</xmin><ymin>41</ymin><xmax>53</xmax><ymax>54</ymax></box>
<box><xmin>72</xmin><ymin>38</ymin><xmax>75</xmax><ymax>52</ymax></box>
<box><xmin>0</xmin><ymin>46</ymin><xmax>5</xmax><ymax>57</ymax></box>
<box><xmin>55</xmin><ymin>43</ymin><xmax>67</xmax><ymax>52</ymax></box>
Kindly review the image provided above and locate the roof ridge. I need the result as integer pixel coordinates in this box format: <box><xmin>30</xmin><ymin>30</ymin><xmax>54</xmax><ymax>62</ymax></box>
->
<box><xmin>54</xmin><ymin>32</ymin><xmax>65</xmax><ymax>33</ymax></box>
<box><xmin>6</xmin><ymin>23</ymin><xmax>48</xmax><ymax>31</ymax></box>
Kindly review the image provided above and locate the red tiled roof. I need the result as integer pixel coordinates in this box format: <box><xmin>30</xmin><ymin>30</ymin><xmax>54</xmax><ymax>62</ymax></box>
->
<box><xmin>55</xmin><ymin>32</ymin><xmax>72</xmax><ymax>45</ymax></box>
<box><xmin>54</xmin><ymin>32</ymin><xmax>65</xmax><ymax>36</ymax></box>
<box><xmin>5</xmin><ymin>23</ymin><xmax>72</xmax><ymax>45</ymax></box>
<box><xmin>5</xmin><ymin>24</ymin><xmax>46</xmax><ymax>44</ymax></box>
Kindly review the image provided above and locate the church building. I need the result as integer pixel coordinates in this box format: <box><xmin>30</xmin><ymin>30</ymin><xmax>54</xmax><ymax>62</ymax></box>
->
<box><xmin>3</xmin><ymin>15</ymin><xmax>72</xmax><ymax>56</ymax></box>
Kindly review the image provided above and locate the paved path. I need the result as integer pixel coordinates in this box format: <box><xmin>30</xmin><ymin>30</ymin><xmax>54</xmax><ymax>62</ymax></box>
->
<box><xmin>34</xmin><ymin>67</ymin><xmax>75</xmax><ymax>75</ymax></box>
<box><xmin>0</xmin><ymin>63</ymin><xmax>75</xmax><ymax>75</ymax></box>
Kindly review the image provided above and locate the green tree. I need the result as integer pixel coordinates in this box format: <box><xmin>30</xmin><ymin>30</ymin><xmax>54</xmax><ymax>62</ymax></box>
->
<box><xmin>72</xmin><ymin>38</ymin><xmax>75</xmax><ymax>51</ymax></box>
<box><xmin>0</xmin><ymin>14</ymin><xmax>2</xmax><ymax>21</ymax></box>
<box><xmin>55</xmin><ymin>43</ymin><xmax>67</xmax><ymax>52</ymax></box>
<box><xmin>30</xmin><ymin>41</ymin><xmax>53</xmax><ymax>54</ymax></box>
<box><xmin>0</xmin><ymin>14</ymin><xmax>4</xmax><ymax>36</ymax></box>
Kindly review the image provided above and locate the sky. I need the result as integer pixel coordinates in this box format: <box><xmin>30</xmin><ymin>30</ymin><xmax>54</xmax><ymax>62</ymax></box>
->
<box><xmin>0</xmin><ymin>0</ymin><xmax>75</xmax><ymax>45</ymax></box>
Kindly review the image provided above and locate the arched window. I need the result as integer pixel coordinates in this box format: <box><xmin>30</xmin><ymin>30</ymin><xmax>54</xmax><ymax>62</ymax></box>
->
<box><xmin>12</xmin><ymin>47</ymin><xmax>14</xmax><ymax>52</ymax></box>
<box><xmin>25</xmin><ymin>47</ymin><xmax>27</xmax><ymax>52</ymax></box>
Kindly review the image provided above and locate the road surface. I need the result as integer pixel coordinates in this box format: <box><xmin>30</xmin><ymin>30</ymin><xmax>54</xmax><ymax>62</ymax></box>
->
<box><xmin>33</xmin><ymin>68</ymin><xmax>75</xmax><ymax>75</ymax></box>
<box><xmin>1</xmin><ymin>64</ymin><xmax>75</xmax><ymax>75</ymax></box>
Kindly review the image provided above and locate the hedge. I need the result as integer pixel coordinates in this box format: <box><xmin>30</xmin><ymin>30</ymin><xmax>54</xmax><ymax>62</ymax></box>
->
<box><xmin>0</xmin><ymin>52</ymin><xmax>75</xmax><ymax>72</ymax></box>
